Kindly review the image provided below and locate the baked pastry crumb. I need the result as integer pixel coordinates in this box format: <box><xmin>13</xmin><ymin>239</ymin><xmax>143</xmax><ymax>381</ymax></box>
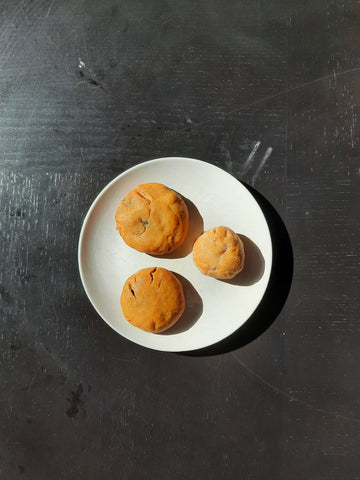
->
<box><xmin>115</xmin><ymin>183</ymin><xmax>189</xmax><ymax>255</ymax></box>
<box><xmin>121</xmin><ymin>267</ymin><xmax>185</xmax><ymax>333</ymax></box>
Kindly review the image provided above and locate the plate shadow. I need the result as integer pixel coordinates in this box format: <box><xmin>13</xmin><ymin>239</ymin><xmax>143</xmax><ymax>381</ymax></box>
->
<box><xmin>180</xmin><ymin>185</ymin><xmax>293</xmax><ymax>356</ymax></box>
<box><xmin>161</xmin><ymin>273</ymin><xmax>203</xmax><ymax>335</ymax></box>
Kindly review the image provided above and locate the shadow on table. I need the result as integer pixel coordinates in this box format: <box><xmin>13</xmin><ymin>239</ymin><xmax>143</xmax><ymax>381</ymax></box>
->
<box><xmin>180</xmin><ymin>185</ymin><xmax>293</xmax><ymax>357</ymax></box>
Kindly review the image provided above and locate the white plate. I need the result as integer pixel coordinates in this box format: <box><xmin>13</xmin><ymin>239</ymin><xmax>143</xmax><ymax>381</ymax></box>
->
<box><xmin>78</xmin><ymin>157</ymin><xmax>272</xmax><ymax>352</ymax></box>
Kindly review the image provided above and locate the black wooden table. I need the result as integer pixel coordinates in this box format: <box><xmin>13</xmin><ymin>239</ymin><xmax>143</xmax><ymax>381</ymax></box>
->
<box><xmin>1</xmin><ymin>1</ymin><xmax>359</xmax><ymax>478</ymax></box>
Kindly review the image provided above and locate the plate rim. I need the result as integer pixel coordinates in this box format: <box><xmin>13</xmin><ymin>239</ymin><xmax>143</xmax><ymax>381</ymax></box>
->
<box><xmin>78</xmin><ymin>156</ymin><xmax>273</xmax><ymax>352</ymax></box>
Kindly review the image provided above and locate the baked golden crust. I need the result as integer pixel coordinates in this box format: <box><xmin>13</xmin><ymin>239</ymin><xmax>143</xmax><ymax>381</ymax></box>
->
<box><xmin>121</xmin><ymin>267</ymin><xmax>185</xmax><ymax>333</ymax></box>
<box><xmin>192</xmin><ymin>226</ymin><xmax>245</xmax><ymax>279</ymax></box>
<box><xmin>115</xmin><ymin>183</ymin><xmax>189</xmax><ymax>255</ymax></box>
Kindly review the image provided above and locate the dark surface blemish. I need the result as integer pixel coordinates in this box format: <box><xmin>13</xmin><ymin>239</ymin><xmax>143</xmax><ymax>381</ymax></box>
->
<box><xmin>10</xmin><ymin>208</ymin><xmax>25</xmax><ymax>218</ymax></box>
<box><xmin>87</xmin><ymin>78</ymin><xmax>103</xmax><ymax>88</ymax></box>
<box><xmin>78</xmin><ymin>70</ymin><xmax>102</xmax><ymax>88</ymax></box>
<box><xmin>66</xmin><ymin>384</ymin><xmax>85</xmax><ymax>418</ymax></box>
<box><xmin>18</xmin><ymin>465</ymin><xmax>24</xmax><ymax>474</ymax></box>
<box><xmin>51</xmin><ymin>193</ymin><xmax>67</xmax><ymax>206</ymax></box>
<box><xmin>0</xmin><ymin>285</ymin><xmax>11</xmax><ymax>302</ymax></box>
<box><xmin>18</xmin><ymin>272</ymin><xmax>36</xmax><ymax>285</ymax></box>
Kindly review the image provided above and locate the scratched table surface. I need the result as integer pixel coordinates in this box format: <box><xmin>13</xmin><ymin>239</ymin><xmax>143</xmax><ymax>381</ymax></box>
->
<box><xmin>1</xmin><ymin>0</ymin><xmax>359</xmax><ymax>478</ymax></box>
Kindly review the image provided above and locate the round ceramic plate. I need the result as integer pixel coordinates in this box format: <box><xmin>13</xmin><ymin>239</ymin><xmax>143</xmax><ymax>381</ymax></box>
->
<box><xmin>78</xmin><ymin>157</ymin><xmax>272</xmax><ymax>352</ymax></box>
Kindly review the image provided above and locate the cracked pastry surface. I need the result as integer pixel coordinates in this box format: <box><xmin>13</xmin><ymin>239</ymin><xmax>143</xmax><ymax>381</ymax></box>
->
<box><xmin>115</xmin><ymin>183</ymin><xmax>189</xmax><ymax>255</ymax></box>
<box><xmin>192</xmin><ymin>226</ymin><xmax>245</xmax><ymax>279</ymax></box>
<box><xmin>121</xmin><ymin>267</ymin><xmax>185</xmax><ymax>333</ymax></box>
